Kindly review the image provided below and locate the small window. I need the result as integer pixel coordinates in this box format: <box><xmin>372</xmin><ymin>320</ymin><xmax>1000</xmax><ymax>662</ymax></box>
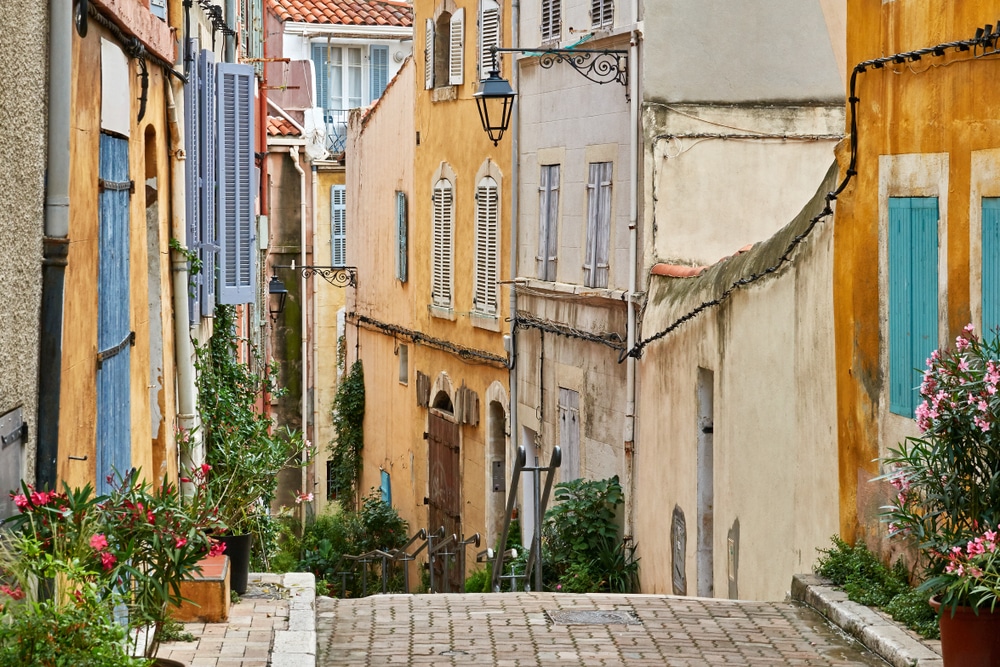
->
<box><xmin>541</xmin><ymin>0</ymin><xmax>561</xmax><ymax>42</ymax></box>
<box><xmin>584</xmin><ymin>162</ymin><xmax>612</xmax><ymax>288</ymax></box>
<box><xmin>398</xmin><ymin>344</ymin><xmax>409</xmax><ymax>384</ymax></box>
<box><xmin>396</xmin><ymin>191</ymin><xmax>408</xmax><ymax>282</ymax></box>
<box><xmin>380</xmin><ymin>470</ymin><xmax>392</xmax><ymax>505</ymax></box>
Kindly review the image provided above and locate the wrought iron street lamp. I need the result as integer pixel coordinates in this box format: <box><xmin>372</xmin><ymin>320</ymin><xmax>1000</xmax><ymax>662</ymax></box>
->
<box><xmin>473</xmin><ymin>45</ymin><xmax>629</xmax><ymax>144</ymax></box>
<box><xmin>268</xmin><ymin>274</ymin><xmax>288</xmax><ymax>319</ymax></box>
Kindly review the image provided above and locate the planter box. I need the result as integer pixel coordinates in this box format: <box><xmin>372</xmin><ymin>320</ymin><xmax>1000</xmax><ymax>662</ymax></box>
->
<box><xmin>170</xmin><ymin>554</ymin><xmax>231</xmax><ymax>623</ymax></box>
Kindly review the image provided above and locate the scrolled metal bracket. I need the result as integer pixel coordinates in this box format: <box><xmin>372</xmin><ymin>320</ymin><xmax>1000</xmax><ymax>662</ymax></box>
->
<box><xmin>276</xmin><ymin>264</ymin><xmax>358</xmax><ymax>288</ymax></box>
<box><xmin>492</xmin><ymin>46</ymin><xmax>629</xmax><ymax>98</ymax></box>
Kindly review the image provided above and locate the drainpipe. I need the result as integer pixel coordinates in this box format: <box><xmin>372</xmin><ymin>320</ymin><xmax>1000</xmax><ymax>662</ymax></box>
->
<box><xmin>166</xmin><ymin>77</ymin><xmax>201</xmax><ymax>480</ymax></box>
<box><xmin>623</xmin><ymin>27</ymin><xmax>640</xmax><ymax>539</ymax></box>
<box><xmin>224</xmin><ymin>0</ymin><xmax>236</xmax><ymax>63</ymax></box>
<box><xmin>290</xmin><ymin>147</ymin><xmax>308</xmax><ymax>481</ymax></box>
<box><xmin>37</xmin><ymin>0</ymin><xmax>73</xmax><ymax>490</ymax></box>
<box><xmin>508</xmin><ymin>0</ymin><xmax>521</xmax><ymax>532</ymax></box>
<box><xmin>310</xmin><ymin>163</ymin><xmax>319</xmax><ymax>503</ymax></box>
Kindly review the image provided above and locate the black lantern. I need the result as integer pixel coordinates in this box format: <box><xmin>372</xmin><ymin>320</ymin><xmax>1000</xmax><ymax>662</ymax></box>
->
<box><xmin>268</xmin><ymin>274</ymin><xmax>288</xmax><ymax>319</ymax></box>
<box><xmin>474</xmin><ymin>69</ymin><xmax>516</xmax><ymax>146</ymax></box>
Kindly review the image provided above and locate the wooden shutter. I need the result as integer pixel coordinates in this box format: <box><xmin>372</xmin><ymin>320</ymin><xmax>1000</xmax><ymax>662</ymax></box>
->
<box><xmin>396</xmin><ymin>191</ymin><xmax>408</xmax><ymax>282</ymax></box>
<box><xmin>432</xmin><ymin>179</ymin><xmax>453</xmax><ymax>307</ymax></box>
<box><xmin>370</xmin><ymin>45</ymin><xmax>389</xmax><ymax>100</ymax></box>
<box><xmin>537</xmin><ymin>165</ymin><xmax>559</xmax><ymax>281</ymax></box>
<box><xmin>984</xmin><ymin>198</ymin><xmax>1000</xmax><ymax>335</ymax></box>
<box><xmin>541</xmin><ymin>0</ymin><xmax>560</xmax><ymax>42</ymax></box>
<box><xmin>331</xmin><ymin>184</ymin><xmax>347</xmax><ymax>266</ymax></box>
<box><xmin>216</xmin><ymin>63</ymin><xmax>256</xmax><ymax>305</ymax></box>
<box><xmin>584</xmin><ymin>162</ymin><xmax>612</xmax><ymax>288</ymax></box>
<box><xmin>558</xmin><ymin>388</ymin><xmax>580</xmax><ymax>482</ymax></box>
<box><xmin>888</xmin><ymin>197</ymin><xmax>939</xmax><ymax>417</ymax></box>
<box><xmin>199</xmin><ymin>49</ymin><xmax>218</xmax><ymax>317</ymax></box>
<box><xmin>312</xmin><ymin>44</ymin><xmax>329</xmax><ymax>108</ymax></box>
<box><xmin>449</xmin><ymin>8</ymin><xmax>465</xmax><ymax>85</ymax></box>
<box><xmin>474</xmin><ymin>177</ymin><xmax>499</xmax><ymax>315</ymax></box>
<box><xmin>479</xmin><ymin>0</ymin><xmax>500</xmax><ymax>81</ymax></box>
<box><xmin>183</xmin><ymin>40</ymin><xmax>201</xmax><ymax>323</ymax></box>
<box><xmin>96</xmin><ymin>133</ymin><xmax>132</xmax><ymax>494</ymax></box>
<box><xmin>425</xmin><ymin>19</ymin><xmax>435</xmax><ymax>90</ymax></box>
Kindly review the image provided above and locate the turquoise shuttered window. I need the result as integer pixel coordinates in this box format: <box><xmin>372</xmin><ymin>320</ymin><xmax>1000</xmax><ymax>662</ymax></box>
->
<box><xmin>396</xmin><ymin>191</ymin><xmax>408</xmax><ymax>282</ymax></box>
<box><xmin>888</xmin><ymin>196</ymin><xmax>939</xmax><ymax>417</ymax></box>
<box><xmin>371</xmin><ymin>46</ymin><xmax>389</xmax><ymax>100</ymax></box>
<box><xmin>97</xmin><ymin>133</ymin><xmax>132</xmax><ymax>494</ymax></box>
<box><xmin>381</xmin><ymin>470</ymin><xmax>392</xmax><ymax>505</ymax></box>
<box><xmin>216</xmin><ymin>62</ymin><xmax>256</xmax><ymax>305</ymax></box>
<box><xmin>331</xmin><ymin>185</ymin><xmax>346</xmax><ymax>266</ymax></box>
<box><xmin>983</xmin><ymin>198</ymin><xmax>1000</xmax><ymax>337</ymax></box>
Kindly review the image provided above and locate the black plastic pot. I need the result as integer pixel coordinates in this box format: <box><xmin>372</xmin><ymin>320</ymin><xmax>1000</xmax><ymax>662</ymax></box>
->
<box><xmin>219</xmin><ymin>534</ymin><xmax>252</xmax><ymax>595</ymax></box>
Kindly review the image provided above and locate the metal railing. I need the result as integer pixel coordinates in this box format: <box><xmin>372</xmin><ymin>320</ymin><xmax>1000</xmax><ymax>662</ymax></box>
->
<box><xmin>323</xmin><ymin>108</ymin><xmax>349</xmax><ymax>154</ymax></box>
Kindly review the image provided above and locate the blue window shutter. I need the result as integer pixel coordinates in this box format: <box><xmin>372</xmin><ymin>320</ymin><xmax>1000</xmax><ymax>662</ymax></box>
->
<box><xmin>370</xmin><ymin>46</ymin><xmax>389</xmax><ymax>100</ymax></box>
<box><xmin>889</xmin><ymin>197</ymin><xmax>939</xmax><ymax>417</ymax></box>
<box><xmin>396</xmin><ymin>191</ymin><xmax>408</xmax><ymax>282</ymax></box>
<box><xmin>199</xmin><ymin>50</ymin><xmax>218</xmax><ymax>317</ymax></box>
<box><xmin>184</xmin><ymin>40</ymin><xmax>201</xmax><ymax>324</ymax></box>
<box><xmin>331</xmin><ymin>184</ymin><xmax>346</xmax><ymax>266</ymax></box>
<box><xmin>97</xmin><ymin>133</ymin><xmax>132</xmax><ymax>494</ymax></box>
<box><xmin>312</xmin><ymin>45</ymin><xmax>329</xmax><ymax>109</ymax></box>
<box><xmin>983</xmin><ymin>198</ymin><xmax>1000</xmax><ymax>337</ymax></box>
<box><xmin>216</xmin><ymin>63</ymin><xmax>256</xmax><ymax>305</ymax></box>
<box><xmin>381</xmin><ymin>470</ymin><xmax>391</xmax><ymax>505</ymax></box>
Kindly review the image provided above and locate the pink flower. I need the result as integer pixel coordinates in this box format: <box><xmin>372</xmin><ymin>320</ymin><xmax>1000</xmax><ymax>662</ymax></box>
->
<box><xmin>175</xmin><ymin>536</ymin><xmax>188</xmax><ymax>549</ymax></box>
<box><xmin>180</xmin><ymin>477</ymin><xmax>192</xmax><ymax>484</ymax></box>
<box><xmin>90</xmin><ymin>534</ymin><xmax>108</xmax><ymax>551</ymax></box>
<box><xmin>208</xmin><ymin>540</ymin><xmax>227</xmax><ymax>557</ymax></box>
<box><xmin>201</xmin><ymin>463</ymin><xmax>212</xmax><ymax>476</ymax></box>
<box><xmin>957</xmin><ymin>336</ymin><xmax>971</xmax><ymax>351</ymax></box>
<box><xmin>959</xmin><ymin>358</ymin><xmax>970</xmax><ymax>372</ymax></box>
<box><xmin>11</xmin><ymin>494</ymin><xmax>27</xmax><ymax>510</ymax></box>
<box><xmin>967</xmin><ymin>539</ymin><xmax>986</xmax><ymax>556</ymax></box>
<box><xmin>100</xmin><ymin>552</ymin><xmax>117</xmax><ymax>571</ymax></box>
<box><xmin>0</xmin><ymin>585</ymin><xmax>24</xmax><ymax>600</ymax></box>
<box><xmin>295</xmin><ymin>491</ymin><xmax>314</xmax><ymax>504</ymax></box>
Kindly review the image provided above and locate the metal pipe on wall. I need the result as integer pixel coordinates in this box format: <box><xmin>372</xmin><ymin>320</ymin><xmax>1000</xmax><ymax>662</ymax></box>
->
<box><xmin>290</xmin><ymin>147</ymin><xmax>308</xmax><ymax>503</ymax></box>
<box><xmin>623</xmin><ymin>28</ymin><xmax>640</xmax><ymax>540</ymax></box>
<box><xmin>36</xmin><ymin>0</ymin><xmax>74</xmax><ymax>490</ymax></box>
<box><xmin>507</xmin><ymin>0</ymin><xmax>521</xmax><ymax>546</ymax></box>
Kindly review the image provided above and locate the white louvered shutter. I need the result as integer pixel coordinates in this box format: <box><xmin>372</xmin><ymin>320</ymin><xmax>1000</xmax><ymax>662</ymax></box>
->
<box><xmin>536</xmin><ymin>165</ymin><xmax>559</xmax><ymax>281</ymax></box>
<box><xmin>474</xmin><ymin>177</ymin><xmax>499</xmax><ymax>315</ymax></box>
<box><xmin>216</xmin><ymin>62</ymin><xmax>256</xmax><ymax>305</ymax></box>
<box><xmin>432</xmin><ymin>179</ymin><xmax>454</xmax><ymax>307</ymax></box>
<box><xmin>425</xmin><ymin>19</ymin><xmax>435</xmax><ymax>89</ymax></box>
<box><xmin>541</xmin><ymin>0</ymin><xmax>560</xmax><ymax>42</ymax></box>
<box><xmin>583</xmin><ymin>162</ymin><xmax>612</xmax><ymax>288</ymax></box>
<box><xmin>478</xmin><ymin>0</ymin><xmax>500</xmax><ymax>81</ymax></box>
<box><xmin>591</xmin><ymin>0</ymin><xmax>613</xmax><ymax>28</ymax></box>
<box><xmin>331</xmin><ymin>185</ymin><xmax>346</xmax><ymax>266</ymax></box>
<box><xmin>449</xmin><ymin>8</ymin><xmax>465</xmax><ymax>85</ymax></box>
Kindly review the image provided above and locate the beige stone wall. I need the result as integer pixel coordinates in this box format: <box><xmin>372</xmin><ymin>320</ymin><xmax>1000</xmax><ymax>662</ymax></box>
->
<box><xmin>0</xmin><ymin>0</ymin><xmax>46</xmax><ymax>490</ymax></box>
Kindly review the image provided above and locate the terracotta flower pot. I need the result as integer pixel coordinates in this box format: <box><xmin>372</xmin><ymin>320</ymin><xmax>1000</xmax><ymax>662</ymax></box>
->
<box><xmin>930</xmin><ymin>596</ymin><xmax>1000</xmax><ymax>666</ymax></box>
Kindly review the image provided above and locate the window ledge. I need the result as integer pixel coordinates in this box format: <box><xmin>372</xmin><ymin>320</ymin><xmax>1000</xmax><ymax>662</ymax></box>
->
<box><xmin>432</xmin><ymin>86</ymin><xmax>457</xmax><ymax>102</ymax></box>
<box><xmin>471</xmin><ymin>312</ymin><xmax>501</xmax><ymax>331</ymax></box>
<box><xmin>429</xmin><ymin>304</ymin><xmax>456</xmax><ymax>320</ymax></box>
<box><xmin>516</xmin><ymin>277</ymin><xmax>628</xmax><ymax>301</ymax></box>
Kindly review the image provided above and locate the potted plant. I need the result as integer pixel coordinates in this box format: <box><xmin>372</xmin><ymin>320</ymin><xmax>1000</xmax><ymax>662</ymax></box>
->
<box><xmin>194</xmin><ymin>304</ymin><xmax>309</xmax><ymax>593</ymax></box>
<box><xmin>880</xmin><ymin>324</ymin><xmax>1000</xmax><ymax>665</ymax></box>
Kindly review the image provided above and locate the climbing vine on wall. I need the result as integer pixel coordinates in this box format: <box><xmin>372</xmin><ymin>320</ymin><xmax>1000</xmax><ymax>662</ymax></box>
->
<box><xmin>329</xmin><ymin>359</ymin><xmax>365</xmax><ymax>510</ymax></box>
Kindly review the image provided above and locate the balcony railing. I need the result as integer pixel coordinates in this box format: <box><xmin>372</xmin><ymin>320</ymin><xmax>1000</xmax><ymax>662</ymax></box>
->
<box><xmin>323</xmin><ymin>108</ymin><xmax>350</xmax><ymax>154</ymax></box>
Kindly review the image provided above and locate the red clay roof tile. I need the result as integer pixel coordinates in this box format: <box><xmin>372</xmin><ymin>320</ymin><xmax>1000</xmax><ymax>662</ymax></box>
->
<box><xmin>267</xmin><ymin>0</ymin><xmax>413</xmax><ymax>28</ymax></box>
<box><xmin>267</xmin><ymin>116</ymin><xmax>301</xmax><ymax>137</ymax></box>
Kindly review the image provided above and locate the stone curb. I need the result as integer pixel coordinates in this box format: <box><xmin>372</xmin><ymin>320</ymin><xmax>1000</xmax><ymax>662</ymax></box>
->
<box><xmin>791</xmin><ymin>573</ymin><xmax>943</xmax><ymax>667</ymax></box>
<box><xmin>269</xmin><ymin>572</ymin><xmax>317</xmax><ymax>667</ymax></box>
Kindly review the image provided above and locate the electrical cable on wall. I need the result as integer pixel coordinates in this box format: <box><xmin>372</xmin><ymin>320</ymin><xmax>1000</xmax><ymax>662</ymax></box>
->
<box><xmin>514</xmin><ymin>311</ymin><xmax>626</xmax><ymax>352</ymax></box>
<box><xmin>350</xmin><ymin>312</ymin><xmax>509</xmax><ymax>368</ymax></box>
<box><xmin>621</xmin><ymin>23</ymin><xmax>1000</xmax><ymax>363</ymax></box>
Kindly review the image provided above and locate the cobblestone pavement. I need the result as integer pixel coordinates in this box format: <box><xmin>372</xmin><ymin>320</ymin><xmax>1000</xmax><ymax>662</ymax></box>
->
<box><xmin>316</xmin><ymin>592</ymin><xmax>891</xmax><ymax>666</ymax></box>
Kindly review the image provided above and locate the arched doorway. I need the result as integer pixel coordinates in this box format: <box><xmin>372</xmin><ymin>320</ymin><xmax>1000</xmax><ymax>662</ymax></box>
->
<box><xmin>427</xmin><ymin>390</ymin><xmax>461</xmax><ymax>591</ymax></box>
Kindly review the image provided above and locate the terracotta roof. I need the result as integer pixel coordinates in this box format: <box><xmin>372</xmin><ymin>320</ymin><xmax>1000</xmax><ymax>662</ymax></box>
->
<box><xmin>267</xmin><ymin>116</ymin><xmax>302</xmax><ymax>136</ymax></box>
<box><xmin>267</xmin><ymin>0</ymin><xmax>413</xmax><ymax>27</ymax></box>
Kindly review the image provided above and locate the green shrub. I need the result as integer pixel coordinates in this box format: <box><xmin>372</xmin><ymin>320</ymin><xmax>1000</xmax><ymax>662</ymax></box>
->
<box><xmin>815</xmin><ymin>536</ymin><xmax>939</xmax><ymax>639</ymax></box>
<box><xmin>464</xmin><ymin>567</ymin><xmax>492</xmax><ymax>593</ymax></box>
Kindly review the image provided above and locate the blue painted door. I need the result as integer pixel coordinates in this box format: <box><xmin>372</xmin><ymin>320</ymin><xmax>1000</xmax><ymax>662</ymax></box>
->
<box><xmin>96</xmin><ymin>132</ymin><xmax>132</xmax><ymax>493</ymax></box>
<box><xmin>983</xmin><ymin>198</ymin><xmax>1000</xmax><ymax>338</ymax></box>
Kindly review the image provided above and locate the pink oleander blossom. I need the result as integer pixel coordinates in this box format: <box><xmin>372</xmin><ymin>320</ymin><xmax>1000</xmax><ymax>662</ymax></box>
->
<box><xmin>90</xmin><ymin>534</ymin><xmax>109</xmax><ymax>551</ymax></box>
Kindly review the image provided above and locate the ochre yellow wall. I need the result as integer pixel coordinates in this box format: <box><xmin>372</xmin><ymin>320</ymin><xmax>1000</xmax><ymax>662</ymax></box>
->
<box><xmin>837</xmin><ymin>1</ymin><xmax>1000</xmax><ymax>543</ymax></box>
<box><xmin>59</xmin><ymin>25</ymin><xmax>177</xmax><ymax>492</ymax></box>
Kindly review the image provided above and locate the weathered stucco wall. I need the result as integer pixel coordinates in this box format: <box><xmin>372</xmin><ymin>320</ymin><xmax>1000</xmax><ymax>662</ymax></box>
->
<box><xmin>0</xmin><ymin>1</ymin><xmax>47</xmax><ymax>494</ymax></box>
<box><xmin>836</xmin><ymin>1</ymin><xmax>1000</xmax><ymax>546</ymax></box>
<box><xmin>636</xmin><ymin>166</ymin><xmax>839</xmax><ymax>601</ymax></box>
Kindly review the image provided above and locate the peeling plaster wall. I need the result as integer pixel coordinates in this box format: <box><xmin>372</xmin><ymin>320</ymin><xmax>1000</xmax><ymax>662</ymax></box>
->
<box><xmin>635</xmin><ymin>167</ymin><xmax>840</xmax><ymax>602</ymax></box>
<box><xmin>0</xmin><ymin>1</ymin><xmax>46</xmax><ymax>491</ymax></box>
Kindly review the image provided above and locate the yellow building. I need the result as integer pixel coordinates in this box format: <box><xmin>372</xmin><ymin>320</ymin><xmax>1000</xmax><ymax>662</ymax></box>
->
<box><xmin>347</xmin><ymin>0</ymin><xmax>512</xmax><ymax>591</ymax></box>
<box><xmin>835</xmin><ymin>3</ymin><xmax>1000</xmax><ymax>545</ymax></box>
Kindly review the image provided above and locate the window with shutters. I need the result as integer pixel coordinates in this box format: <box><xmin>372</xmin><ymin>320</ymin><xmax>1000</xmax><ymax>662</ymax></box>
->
<box><xmin>584</xmin><ymin>162</ymin><xmax>612</xmax><ymax>288</ymax></box>
<box><xmin>541</xmin><ymin>0</ymin><xmax>561</xmax><ymax>43</ymax></box>
<box><xmin>217</xmin><ymin>62</ymin><xmax>257</xmax><ymax>305</ymax></box>
<box><xmin>449</xmin><ymin>9</ymin><xmax>465</xmax><ymax>85</ymax></box>
<box><xmin>537</xmin><ymin>164</ymin><xmax>560</xmax><ymax>281</ymax></box>
<box><xmin>888</xmin><ymin>196</ymin><xmax>939</xmax><ymax>417</ymax></box>
<box><xmin>474</xmin><ymin>176</ymin><xmax>500</xmax><ymax>317</ymax></box>
<box><xmin>434</xmin><ymin>13</ymin><xmax>452</xmax><ymax>88</ymax></box>
<box><xmin>983</xmin><ymin>198</ymin><xmax>1000</xmax><ymax>335</ymax></box>
<box><xmin>331</xmin><ymin>184</ymin><xmax>346</xmax><ymax>266</ymax></box>
<box><xmin>431</xmin><ymin>178</ymin><xmax>454</xmax><ymax>309</ymax></box>
<box><xmin>312</xmin><ymin>44</ymin><xmax>366</xmax><ymax>152</ymax></box>
<box><xmin>428</xmin><ymin>10</ymin><xmax>463</xmax><ymax>89</ymax></box>
<box><xmin>478</xmin><ymin>0</ymin><xmax>500</xmax><ymax>81</ymax></box>
<box><xmin>370</xmin><ymin>45</ymin><xmax>389</xmax><ymax>100</ymax></box>
<box><xmin>396</xmin><ymin>191</ymin><xmax>408</xmax><ymax>282</ymax></box>
<box><xmin>590</xmin><ymin>0</ymin><xmax>613</xmax><ymax>29</ymax></box>
<box><xmin>558</xmin><ymin>388</ymin><xmax>580</xmax><ymax>482</ymax></box>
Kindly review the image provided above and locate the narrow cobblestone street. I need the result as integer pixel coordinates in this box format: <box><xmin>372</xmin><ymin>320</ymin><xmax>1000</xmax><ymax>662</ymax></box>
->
<box><xmin>316</xmin><ymin>592</ymin><xmax>890</xmax><ymax>666</ymax></box>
